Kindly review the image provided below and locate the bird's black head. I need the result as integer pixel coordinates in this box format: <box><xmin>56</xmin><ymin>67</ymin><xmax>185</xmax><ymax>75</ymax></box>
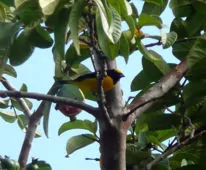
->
<box><xmin>107</xmin><ymin>69</ymin><xmax>125</xmax><ymax>84</ymax></box>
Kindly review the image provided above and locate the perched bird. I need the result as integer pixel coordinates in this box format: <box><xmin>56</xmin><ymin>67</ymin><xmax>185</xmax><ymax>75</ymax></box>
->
<box><xmin>58</xmin><ymin>69</ymin><xmax>124</xmax><ymax>92</ymax></box>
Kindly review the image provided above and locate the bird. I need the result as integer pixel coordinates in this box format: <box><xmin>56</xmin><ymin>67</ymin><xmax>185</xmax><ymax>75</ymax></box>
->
<box><xmin>57</xmin><ymin>69</ymin><xmax>125</xmax><ymax>92</ymax></box>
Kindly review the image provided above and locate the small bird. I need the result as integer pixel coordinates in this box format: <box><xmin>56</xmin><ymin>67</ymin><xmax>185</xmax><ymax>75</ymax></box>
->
<box><xmin>58</xmin><ymin>69</ymin><xmax>124</xmax><ymax>92</ymax></box>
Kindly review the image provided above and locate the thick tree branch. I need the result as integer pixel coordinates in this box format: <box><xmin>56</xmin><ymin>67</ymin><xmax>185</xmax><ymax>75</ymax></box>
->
<box><xmin>124</xmin><ymin>58</ymin><xmax>188</xmax><ymax>126</ymax></box>
<box><xmin>0</xmin><ymin>90</ymin><xmax>99</xmax><ymax>117</ymax></box>
<box><xmin>0</xmin><ymin>77</ymin><xmax>32</xmax><ymax>118</ymax></box>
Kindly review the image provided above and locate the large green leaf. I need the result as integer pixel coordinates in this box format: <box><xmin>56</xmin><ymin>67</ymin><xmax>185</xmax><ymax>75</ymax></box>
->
<box><xmin>138</xmin><ymin>13</ymin><xmax>162</xmax><ymax>29</ymax></box>
<box><xmin>66</xmin><ymin>134</ymin><xmax>96</xmax><ymax>155</ymax></box>
<box><xmin>147</xmin><ymin>114</ymin><xmax>181</xmax><ymax>131</ymax></box>
<box><xmin>172</xmin><ymin>39</ymin><xmax>195</xmax><ymax>61</ymax></box>
<box><xmin>58</xmin><ymin>119</ymin><xmax>97</xmax><ymax>135</ymax></box>
<box><xmin>15</xmin><ymin>0</ymin><xmax>42</xmax><ymax>25</ymax></box>
<box><xmin>131</xmin><ymin>70</ymin><xmax>152</xmax><ymax>91</ymax></box>
<box><xmin>170</xmin><ymin>17</ymin><xmax>188</xmax><ymax>39</ymax></box>
<box><xmin>187</xmin><ymin>34</ymin><xmax>206</xmax><ymax>69</ymax></box>
<box><xmin>142</xmin><ymin>0</ymin><xmax>168</xmax><ymax>16</ymax></box>
<box><xmin>68</xmin><ymin>0</ymin><xmax>85</xmax><ymax>55</ymax></box>
<box><xmin>9</xmin><ymin>31</ymin><xmax>34</xmax><ymax>66</ymax></box>
<box><xmin>169</xmin><ymin>0</ymin><xmax>194</xmax><ymax>17</ymax></box>
<box><xmin>192</xmin><ymin>0</ymin><xmax>206</xmax><ymax>15</ymax></box>
<box><xmin>0</xmin><ymin>22</ymin><xmax>19</xmax><ymax>53</ymax></box>
<box><xmin>186</xmin><ymin>12</ymin><xmax>205</xmax><ymax>36</ymax></box>
<box><xmin>30</xmin><ymin>25</ymin><xmax>53</xmax><ymax>48</ymax></box>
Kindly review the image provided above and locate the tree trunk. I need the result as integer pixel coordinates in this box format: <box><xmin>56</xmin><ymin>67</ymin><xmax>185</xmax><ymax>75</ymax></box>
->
<box><xmin>99</xmin><ymin>121</ymin><xmax>127</xmax><ymax>170</ymax></box>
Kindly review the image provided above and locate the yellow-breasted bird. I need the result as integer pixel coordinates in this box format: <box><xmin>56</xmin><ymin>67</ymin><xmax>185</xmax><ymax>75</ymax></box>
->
<box><xmin>58</xmin><ymin>69</ymin><xmax>124</xmax><ymax>92</ymax></box>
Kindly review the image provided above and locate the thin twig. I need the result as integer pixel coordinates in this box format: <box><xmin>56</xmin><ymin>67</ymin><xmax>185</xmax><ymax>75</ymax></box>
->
<box><xmin>145</xmin><ymin>127</ymin><xmax>206</xmax><ymax>170</ymax></box>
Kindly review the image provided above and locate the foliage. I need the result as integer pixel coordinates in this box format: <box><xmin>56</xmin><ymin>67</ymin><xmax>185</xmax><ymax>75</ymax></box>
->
<box><xmin>1</xmin><ymin>0</ymin><xmax>206</xmax><ymax>170</ymax></box>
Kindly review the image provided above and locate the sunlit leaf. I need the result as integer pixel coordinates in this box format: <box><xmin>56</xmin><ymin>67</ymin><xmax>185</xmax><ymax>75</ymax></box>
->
<box><xmin>66</xmin><ymin>134</ymin><xmax>97</xmax><ymax>155</ymax></box>
<box><xmin>58</xmin><ymin>119</ymin><xmax>97</xmax><ymax>135</ymax></box>
<box><xmin>2</xmin><ymin>64</ymin><xmax>17</xmax><ymax>78</ymax></box>
<box><xmin>94</xmin><ymin>0</ymin><xmax>121</xmax><ymax>43</ymax></box>
<box><xmin>162</xmin><ymin>31</ymin><xmax>177</xmax><ymax>49</ymax></box>
<box><xmin>39</xmin><ymin>0</ymin><xmax>59</xmax><ymax>15</ymax></box>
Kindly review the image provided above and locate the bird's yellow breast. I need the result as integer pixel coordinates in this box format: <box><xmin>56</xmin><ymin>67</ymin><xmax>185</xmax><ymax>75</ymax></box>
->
<box><xmin>72</xmin><ymin>76</ymin><xmax>114</xmax><ymax>92</ymax></box>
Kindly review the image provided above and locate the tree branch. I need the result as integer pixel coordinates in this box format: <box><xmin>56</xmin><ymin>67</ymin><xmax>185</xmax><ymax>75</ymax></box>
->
<box><xmin>145</xmin><ymin>126</ymin><xmax>206</xmax><ymax>170</ymax></box>
<box><xmin>0</xmin><ymin>90</ymin><xmax>99</xmax><ymax>117</ymax></box>
<box><xmin>124</xmin><ymin>58</ymin><xmax>188</xmax><ymax>125</ymax></box>
<box><xmin>0</xmin><ymin>77</ymin><xmax>32</xmax><ymax>118</ymax></box>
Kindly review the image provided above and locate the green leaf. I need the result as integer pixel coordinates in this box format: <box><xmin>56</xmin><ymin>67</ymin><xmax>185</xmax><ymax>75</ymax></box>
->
<box><xmin>1</xmin><ymin>0</ymin><xmax>14</xmax><ymax>6</ymax></box>
<box><xmin>54</xmin><ymin>8</ymin><xmax>70</xmax><ymax>59</ymax></box>
<box><xmin>0</xmin><ymin>99</ymin><xmax>9</xmax><ymax>108</ymax></box>
<box><xmin>131</xmin><ymin>70</ymin><xmax>152</xmax><ymax>91</ymax></box>
<box><xmin>138</xmin><ymin>130</ymin><xmax>148</xmax><ymax>149</ymax></box>
<box><xmin>30</xmin><ymin>25</ymin><xmax>53</xmax><ymax>48</ymax></box>
<box><xmin>192</xmin><ymin>0</ymin><xmax>206</xmax><ymax>15</ymax></box>
<box><xmin>0</xmin><ymin>110</ymin><xmax>16</xmax><ymax>123</ymax></box>
<box><xmin>39</xmin><ymin>0</ymin><xmax>59</xmax><ymax>15</ymax></box>
<box><xmin>183</xmin><ymin>81</ymin><xmax>206</xmax><ymax>102</ymax></box>
<box><xmin>119</xmin><ymin>33</ymin><xmax>130</xmax><ymax>61</ymax></box>
<box><xmin>65</xmin><ymin>43</ymin><xmax>90</xmax><ymax>67</ymax></box>
<box><xmin>170</xmin><ymin>17</ymin><xmax>188</xmax><ymax>39</ymax></box>
<box><xmin>57</xmin><ymin>84</ymin><xmax>85</xmax><ymax>101</ymax></box>
<box><xmin>94</xmin><ymin>0</ymin><xmax>121</xmax><ymax>43</ymax></box>
<box><xmin>172</xmin><ymin>38</ymin><xmax>195</xmax><ymax>61</ymax></box>
<box><xmin>162</xmin><ymin>31</ymin><xmax>177</xmax><ymax>49</ymax></box>
<box><xmin>126</xmin><ymin>145</ymin><xmax>151</xmax><ymax>165</ymax></box>
<box><xmin>173</xmin><ymin>165</ymin><xmax>206</xmax><ymax>170</ymax></box>
<box><xmin>66</xmin><ymin>134</ymin><xmax>96</xmax><ymax>155</ymax></box>
<box><xmin>43</xmin><ymin>101</ymin><xmax>52</xmax><ymax>138</ymax></box>
<box><xmin>9</xmin><ymin>31</ymin><xmax>34</xmax><ymax>66</ymax></box>
<box><xmin>147</xmin><ymin>114</ymin><xmax>181</xmax><ymax>131</ymax></box>
<box><xmin>15</xmin><ymin>0</ymin><xmax>42</xmax><ymax>25</ymax></box>
<box><xmin>187</xmin><ymin>34</ymin><xmax>206</xmax><ymax>69</ymax></box>
<box><xmin>20</xmin><ymin>83</ymin><xmax>27</xmax><ymax>92</ymax></box>
<box><xmin>17</xmin><ymin>114</ymin><xmax>28</xmax><ymax>131</ymax></box>
<box><xmin>142</xmin><ymin>0</ymin><xmax>168</xmax><ymax>16</ymax></box>
<box><xmin>169</xmin><ymin>0</ymin><xmax>194</xmax><ymax>17</ymax></box>
<box><xmin>43</xmin><ymin>84</ymin><xmax>60</xmax><ymax>137</ymax></box>
<box><xmin>11</xmin><ymin>98</ymin><xmax>33</xmax><ymax>111</ymax></box>
<box><xmin>95</xmin><ymin>11</ymin><xmax>119</xmax><ymax>59</ymax></box>
<box><xmin>0</xmin><ymin>22</ymin><xmax>20</xmax><ymax>54</ymax></box>
<box><xmin>2</xmin><ymin>64</ymin><xmax>17</xmax><ymax>78</ymax></box>
<box><xmin>69</xmin><ymin>0</ymin><xmax>85</xmax><ymax>55</ymax></box>
<box><xmin>58</xmin><ymin>119</ymin><xmax>97</xmax><ymax>135</ymax></box>
<box><xmin>186</xmin><ymin>12</ymin><xmax>205</xmax><ymax>36</ymax></box>
<box><xmin>138</xmin><ymin>13</ymin><xmax>162</xmax><ymax>29</ymax></box>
